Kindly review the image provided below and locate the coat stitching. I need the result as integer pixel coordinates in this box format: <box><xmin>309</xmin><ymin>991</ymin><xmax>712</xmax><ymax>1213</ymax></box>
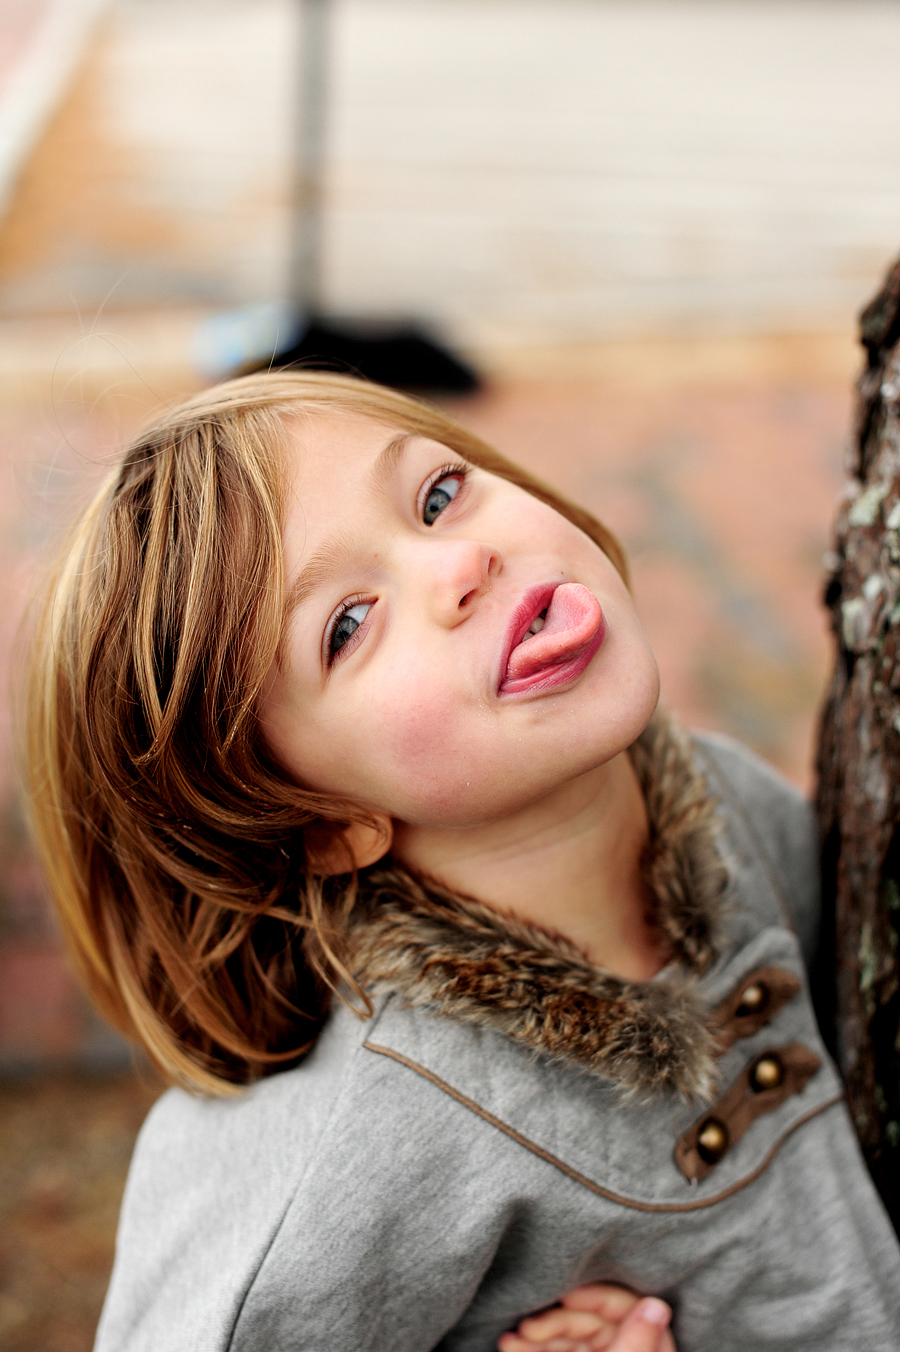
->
<box><xmin>363</xmin><ymin>1040</ymin><xmax>843</xmax><ymax>1214</ymax></box>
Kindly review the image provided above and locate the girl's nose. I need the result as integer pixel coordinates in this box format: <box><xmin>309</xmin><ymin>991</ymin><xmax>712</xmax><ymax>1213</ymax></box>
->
<box><xmin>418</xmin><ymin>539</ymin><xmax>500</xmax><ymax>626</ymax></box>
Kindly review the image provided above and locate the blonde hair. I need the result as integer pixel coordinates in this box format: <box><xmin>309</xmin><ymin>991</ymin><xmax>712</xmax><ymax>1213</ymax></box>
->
<box><xmin>25</xmin><ymin>371</ymin><xmax>628</xmax><ymax>1094</ymax></box>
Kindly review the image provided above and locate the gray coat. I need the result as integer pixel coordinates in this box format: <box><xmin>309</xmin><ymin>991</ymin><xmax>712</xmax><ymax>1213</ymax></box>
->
<box><xmin>94</xmin><ymin>724</ymin><xmax>900</xmax><ymax>1352</ymax></box>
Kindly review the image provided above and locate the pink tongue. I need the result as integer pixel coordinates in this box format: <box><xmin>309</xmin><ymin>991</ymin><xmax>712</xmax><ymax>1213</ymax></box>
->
<box><xmin>505</xmin><ymin>583</ymin><xmax>603</xmax><ymax>683</ymax></box>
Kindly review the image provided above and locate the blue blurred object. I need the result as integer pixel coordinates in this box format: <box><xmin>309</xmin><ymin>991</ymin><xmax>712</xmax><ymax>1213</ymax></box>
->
<box><xmin>192</xmin><ymin>300</ymin><xmax>305</xmax><ymax>380</ymax></box>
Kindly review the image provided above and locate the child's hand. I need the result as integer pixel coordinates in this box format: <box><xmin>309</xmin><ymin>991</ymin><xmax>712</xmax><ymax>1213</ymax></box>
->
<box><xmin>497</xmin><ymin>1284</ymin><xmax>675</xmax><ymax>1352</ymax></box>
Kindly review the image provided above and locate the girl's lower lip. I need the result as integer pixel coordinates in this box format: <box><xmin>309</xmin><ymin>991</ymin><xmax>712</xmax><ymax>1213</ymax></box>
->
<box><xmin>498</xmin><ymin>614</ymin><xmax>606</xmax><ymax>696</ymax></box>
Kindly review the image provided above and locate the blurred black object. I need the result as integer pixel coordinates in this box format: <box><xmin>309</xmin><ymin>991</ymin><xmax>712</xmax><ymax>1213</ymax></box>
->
<box><xmin>241</xmin><ymin>0</ymin><xmax>480</xmax><ymax>395</ymax></box>
<box><xmin>259</xmin><ymin>318</ymin><xmax>480</xmax><ymax>393</ymax></box>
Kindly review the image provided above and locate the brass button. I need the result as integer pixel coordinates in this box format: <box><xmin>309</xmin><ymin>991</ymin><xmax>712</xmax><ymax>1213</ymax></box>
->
<box><xmin>735</xmin><ymin>981</ymin><xmax>768</xmax><ymax>1017</ymax></box>
<box><xmin>750</xmin><ymin>1054</ymin><xmax>784</xmax><ymax>1092</ymax></box>
<box><xmin>696</xmin><ymin>1117</ymin><xmax>729</xmax><ymax>1164</ymax></box>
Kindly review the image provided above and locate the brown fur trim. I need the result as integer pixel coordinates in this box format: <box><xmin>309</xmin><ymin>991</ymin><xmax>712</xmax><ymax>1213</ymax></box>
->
<box><xmin>348</xmin><ymin>710</ymin><xmax>727</xmax><ymax>1101</ymax></box>
<box><xmin>630</xmin><ymin>712</ymin><xmax>727</xmax><ymax>975</ymax></box>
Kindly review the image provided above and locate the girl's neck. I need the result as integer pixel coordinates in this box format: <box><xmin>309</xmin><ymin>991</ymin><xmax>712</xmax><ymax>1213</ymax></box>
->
<box><xmin>392</xmin><ymin>750</ymin><xmax>668</xmax><ymax>982</ymax></box>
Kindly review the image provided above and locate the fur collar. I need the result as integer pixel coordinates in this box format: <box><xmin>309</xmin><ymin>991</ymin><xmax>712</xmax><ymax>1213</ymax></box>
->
<box><xmin>348</xmin><ymin>711</ymin><xmax>728</xmax><ymax>1101</ymax></box>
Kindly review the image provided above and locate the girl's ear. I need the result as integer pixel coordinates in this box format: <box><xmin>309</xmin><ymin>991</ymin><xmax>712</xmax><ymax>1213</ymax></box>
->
<box><xmin>309</xmin><ymin>816</ymin><xmax>394</xmax><ymax>875</ymax></box>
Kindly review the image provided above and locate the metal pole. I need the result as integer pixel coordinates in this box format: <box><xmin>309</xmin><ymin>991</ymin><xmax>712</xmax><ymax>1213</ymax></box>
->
<box><xmin>289</xmin><ymin>0</ymin><xmax>330</xmax><ymax>314</ymax></box>
<box><xmin>260</xmin><ymin>0</ymin><xmax>477</xmax><ymax>392</ymax></box>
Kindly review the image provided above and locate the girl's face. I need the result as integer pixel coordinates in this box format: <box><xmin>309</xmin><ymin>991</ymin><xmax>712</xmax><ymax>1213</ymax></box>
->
<box><xmin>259</xmin><ymin>413</ymin><xmax>660</xmax><ymax>830</ymax></box>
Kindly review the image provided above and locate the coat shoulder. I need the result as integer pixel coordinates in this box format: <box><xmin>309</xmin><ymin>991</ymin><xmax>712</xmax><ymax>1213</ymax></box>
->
<box><xmin>691</xmin><ymin>729</ymin><xmax>820</xmax><ymax>968</ymax></box>
<box><xmin>95</xmin><ymin>999</ymin><xmax>507</xmax><ymax>1352</ymax></box>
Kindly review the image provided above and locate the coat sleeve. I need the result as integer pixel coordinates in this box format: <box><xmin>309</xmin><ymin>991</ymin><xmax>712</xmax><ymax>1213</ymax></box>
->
<box><xmin>95</xmin><ymin>1033</ymin><xmax>517</xmax><ymax>1352</ymax></box>
<box><xmin>228</xmin><ymin>1044</ymin><xmax>516</xmax><ymax>1351</ymax></box>
<box><xmin>692</xmin><ymin>730</ymin><xmax>821</xmax><ymax>972</ymax></box>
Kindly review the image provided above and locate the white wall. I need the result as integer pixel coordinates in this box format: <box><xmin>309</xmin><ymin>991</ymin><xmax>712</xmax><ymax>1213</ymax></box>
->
<box><xmin>3</xmin><ymin>0</ymin><xmax>900</xmax><ymax>347</ymax></box>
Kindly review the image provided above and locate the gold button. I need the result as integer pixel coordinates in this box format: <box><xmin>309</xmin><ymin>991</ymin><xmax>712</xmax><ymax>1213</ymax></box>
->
<box><xmin>735</xmin><ymin>981</ymin><xmax>767</xmax><ymax>1017</ymax></box>
<box><xmin>750</xmin><ymin>1054</ymin><xmax>784</xmax><ymax>1092</ymax></box>
<box><xmin>696</xmin><ymin>1118</ymin><xmax>729</xmax><ymax>1164</ymax></box>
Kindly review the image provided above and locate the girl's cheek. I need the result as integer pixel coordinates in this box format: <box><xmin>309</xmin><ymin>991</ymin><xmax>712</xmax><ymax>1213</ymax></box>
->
<box><xmin>373</xmin><ymin>680</ymin><xmax>485</xmax><ymax>809</ymax></box>
<box><xmin>380</xmin><ymin>678</ymin><xmax>461</xmax><ymax>774</ymax></box>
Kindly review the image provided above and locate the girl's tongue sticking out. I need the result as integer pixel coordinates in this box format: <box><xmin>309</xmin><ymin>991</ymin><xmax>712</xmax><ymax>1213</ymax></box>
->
<box><xmin>501</xmin><ymin>583</ymin><xmax>605</xmax><ymax>694</ymax></box>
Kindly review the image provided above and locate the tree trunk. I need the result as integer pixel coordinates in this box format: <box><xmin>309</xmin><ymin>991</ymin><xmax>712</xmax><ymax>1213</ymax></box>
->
<box><xmin>816</xmin><ymin>256</ymin><xmax>900</xmax><ymax>1232</ymax></box>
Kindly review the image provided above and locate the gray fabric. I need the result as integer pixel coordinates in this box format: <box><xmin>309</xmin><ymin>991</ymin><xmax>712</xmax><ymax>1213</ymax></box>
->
<box><xmin>94</xmin><ymin>735</ymin><xmax>900</xmax><ymax>1352</ymax></box>
<box><xmin>692</xmin><ymin>732</ymin><xmax>821</xmax><ymax>970</ymax></box>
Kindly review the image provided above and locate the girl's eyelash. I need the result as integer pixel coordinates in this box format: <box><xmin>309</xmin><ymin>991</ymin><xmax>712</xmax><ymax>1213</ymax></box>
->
<box><xmin>324</xmin><ymin>593</ymin><xmax>371</xmax><ymax>667</ymax></box>
<box><xmin>419</xmin><ymin>462</ymin><xmax>470</xmax><ymax>518</ymax></box>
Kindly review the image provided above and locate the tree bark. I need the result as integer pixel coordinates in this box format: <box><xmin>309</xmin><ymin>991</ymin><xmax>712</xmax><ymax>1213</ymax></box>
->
<box><xmin>816</xmin><ymin>256</ymin><xmax>900</xmax><ymax>1232</ymax></box>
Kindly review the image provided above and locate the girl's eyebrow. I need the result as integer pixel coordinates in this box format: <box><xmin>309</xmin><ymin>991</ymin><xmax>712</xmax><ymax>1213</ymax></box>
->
<box><xmin>370</xmin><ymin>431</ymin><xmax>412</xmax><ymax>493</ymax></box>
<box><xmin>281</xmin><ymin>432</ymin><xmax>413</xmax><ymax>622</ymax></box>
<box><xmin>282</xmin><ymin>536</ymin><xmax>354</xmax><ymax>619</ymax></box>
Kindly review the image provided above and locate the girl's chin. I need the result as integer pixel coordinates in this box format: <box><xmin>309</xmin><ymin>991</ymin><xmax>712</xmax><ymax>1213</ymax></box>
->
<box><xmin>623</xmin><ymin>673</ymin><xmax>662</xmax><ymax>738</ymax></box>
<box><xmin>395</xmin><ymin>747</ymin><xmax>653</xmax><ymax>831</ymax></box>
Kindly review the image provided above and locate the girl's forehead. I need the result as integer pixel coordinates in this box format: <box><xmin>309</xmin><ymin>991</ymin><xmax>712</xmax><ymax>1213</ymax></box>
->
<box><xmin>282</xmin><ymin>413</ymin><xmax>449</xmax><ymax>488</ymax></box>
<box><xmin>286</xmin><ymin>410</ymin><xmax>403</xmax><ymax>455</ymax></box>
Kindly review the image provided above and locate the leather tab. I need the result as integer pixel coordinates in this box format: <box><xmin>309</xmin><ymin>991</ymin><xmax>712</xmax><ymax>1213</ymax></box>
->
<box><xmin>711</xmin><ymin>965</ymin><xmax>802</xmax><ymax>1053</ymax></box>
<box><xmin>675</xmin><ymin>1043</ymin><xmax>821</xmax><ymax>1182</ymax></box>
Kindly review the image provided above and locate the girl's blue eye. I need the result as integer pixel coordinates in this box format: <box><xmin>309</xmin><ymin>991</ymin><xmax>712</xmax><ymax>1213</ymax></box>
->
<box><xmin>329</xmin><ymin>601</ymin><xmax>371</xmax><ymax>659</ymax></box>
<box><xmin>423</xmin><ymin>472</ymin><xmax>464</xmax><ymax>526</ymax></box>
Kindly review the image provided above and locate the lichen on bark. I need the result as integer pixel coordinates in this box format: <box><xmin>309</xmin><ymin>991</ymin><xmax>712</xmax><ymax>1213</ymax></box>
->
<box><xmin>816</xmin><ymin>254</ymin><xmax>900</xmax><ymax>1232</ymax></box>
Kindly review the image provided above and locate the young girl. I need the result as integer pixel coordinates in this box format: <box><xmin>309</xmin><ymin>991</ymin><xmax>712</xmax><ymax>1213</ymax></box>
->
<box><xmin>25</xmin><ymin>372</ymin><xmax>900</xmax><ymax>1352</ymax></box>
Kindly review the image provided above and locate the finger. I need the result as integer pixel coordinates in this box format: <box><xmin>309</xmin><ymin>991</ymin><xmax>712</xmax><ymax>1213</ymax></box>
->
<box><xmin>561</xmin><ymin>1286</ymin><xmax>641</xmax><ymax>1320</ymax></box>
<box><xmin>498</xmin><ymin>1334</ymin><xmax>597</xmax><ymax>1352</ymax></box>
<box><xmin>539</xmin><ymin>1341</ymin><xmax>599</xmax><ymax>1352</ymax></box>
<box><xmin>498</xmin><ymin>1328</ymin><xmax>596</xmax><ymax>1351</ymax></box>
<box><xmin>498</xmin><ymin>1334</ymin><xmax>538</xmax><ymax>1352</ymax></box>
<box><xmin>585</xmin><ymin>1324</ymin><xmax>623</xmax><ymax>1352</ymax></box>
<box><xmin>517</xmin><ymin>1309</ymin><xmax>607</xmax><ymax>1340</ymax></box>
<box><xmin>608</xmin><ymin>1299</ymin><xmax>672</xmax><ymax>1352</ymax></box>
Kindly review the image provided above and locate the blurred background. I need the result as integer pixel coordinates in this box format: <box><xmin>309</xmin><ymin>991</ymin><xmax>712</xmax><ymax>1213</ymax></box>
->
<box><xmin>2</xmin><ymin>0</ymin><xmax>900</xmax><ymax>1345</ymax></box>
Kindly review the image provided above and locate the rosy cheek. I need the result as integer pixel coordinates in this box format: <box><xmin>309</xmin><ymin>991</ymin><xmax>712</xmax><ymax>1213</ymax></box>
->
<box><xmin>372</xmin><ymin>677</ymin><xmax>472</xmax><ymax>808</ymax></box>
<box><xmin>382</xmin><ymin>684</ymin><xmax>450</xmax><ymax>770</ymax></box>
